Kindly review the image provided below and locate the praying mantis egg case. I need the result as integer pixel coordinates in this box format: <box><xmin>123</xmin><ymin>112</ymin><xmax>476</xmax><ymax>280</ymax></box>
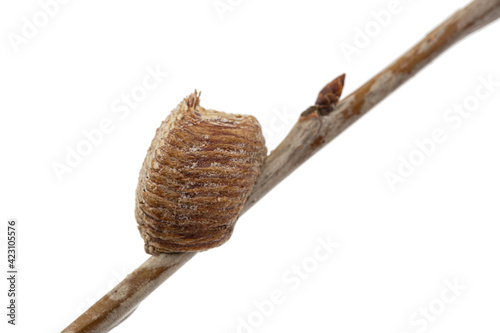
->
<box><xmin>135</xmin><ymin>92</ymin><xmax>267</xmax><ymax>254</ymax></box>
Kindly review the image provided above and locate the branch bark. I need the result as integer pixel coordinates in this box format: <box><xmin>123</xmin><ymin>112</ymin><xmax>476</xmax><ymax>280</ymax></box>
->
<box><xmin>61</xmin><ymin>0</ymin><xmax>500</xmax><ymax>332</ymax></box>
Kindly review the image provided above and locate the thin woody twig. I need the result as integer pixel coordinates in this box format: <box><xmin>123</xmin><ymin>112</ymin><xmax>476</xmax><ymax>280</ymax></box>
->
<box><xmin>244</xmin><ymin>0</ymin><xmax>500</xmax><ymax>212</ymax></box>
<box><xmin>61</xmin><ymin>0</ymin><xmax>500</xmax><ymax>332</ymax></box>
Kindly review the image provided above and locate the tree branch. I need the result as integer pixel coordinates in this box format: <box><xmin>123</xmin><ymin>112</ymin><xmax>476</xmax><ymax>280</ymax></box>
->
<box><xmin>61</xmin><ymin>0</ymin><xmax>500</xmax><ymax>331</ymax></box>
<box><xmin>244</xmin><ymin>0</ymin><xmax>500</xmax><ymax>213</ymax></box>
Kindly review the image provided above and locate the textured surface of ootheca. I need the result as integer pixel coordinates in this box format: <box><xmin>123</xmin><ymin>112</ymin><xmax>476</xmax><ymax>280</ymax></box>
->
<box><xmin>136</xmin><ymin>92</ymin><xmax>267</xmax><ymax>254</ymax></box>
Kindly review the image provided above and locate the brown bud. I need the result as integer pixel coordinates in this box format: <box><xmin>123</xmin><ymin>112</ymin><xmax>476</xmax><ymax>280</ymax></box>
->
<box><xmin>315</xmin><ymin>74</ymin><xmax>346</xmax><ymax>112</ymax></box>
<box><xmin>135</xmin><ymin>91</ymin><xmax>267</xmax><ymax>254</ymax></box>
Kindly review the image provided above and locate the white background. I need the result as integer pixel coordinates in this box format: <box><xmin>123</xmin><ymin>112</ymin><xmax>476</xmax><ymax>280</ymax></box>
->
<box><xmin>1</xmin><ymin>0</ymin><xmax>500</xmax><ymax>332</ymax></box>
